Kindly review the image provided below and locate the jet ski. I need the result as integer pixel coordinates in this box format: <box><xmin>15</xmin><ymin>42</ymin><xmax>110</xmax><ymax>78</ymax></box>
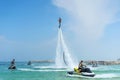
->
<box><xmin>67</xmin><ymin>67</ymin><xmax>95</xmax><ymax>77</ymax></box>
<box><xmin>8</xmin><ymin>65</ymin><xmax>16</xmax><ymax>70</ymax></box>
<box><xmin>8</xmin><ymin>59</ymin><xmax>16</xmax><ymax>70</ymax></box>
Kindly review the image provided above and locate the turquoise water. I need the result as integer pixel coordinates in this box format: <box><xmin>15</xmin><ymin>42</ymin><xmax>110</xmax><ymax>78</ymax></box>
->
<box><xmin>0</xmin><ymin>62</ymin><xmax>120</xmax><ymax>80</ymax></box>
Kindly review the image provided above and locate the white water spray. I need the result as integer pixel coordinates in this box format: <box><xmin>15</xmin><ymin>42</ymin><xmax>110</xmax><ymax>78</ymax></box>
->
<box><xmin>55</xmin><ymin>22</ymin><xmax>76</xmax><ymax>69</ymax></box>
<box><xmin>55</xmin><ymin>28</ymin><xmax>64</xmax><ymax>68</ymax></box>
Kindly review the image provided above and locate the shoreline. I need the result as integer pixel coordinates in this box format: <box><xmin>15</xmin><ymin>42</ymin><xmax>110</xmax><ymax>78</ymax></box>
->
<box><xmin>1</xmin><ymin>60</ymin><xmax>120</xmax><ymax>65</ymax></box>
<box><xmin>85</xmin><ymin>60</ymin><xmax>120</xmax><ymax>65</ymax></box>
<box><xmin>29</xmin><ymin>60</ymin><xmax>120</xmax><ymax>65</ymax></box>
<box><xmin>30</xmin><ymin>60</ymin><xmax>54</xmax><ymax>63</ymax></box>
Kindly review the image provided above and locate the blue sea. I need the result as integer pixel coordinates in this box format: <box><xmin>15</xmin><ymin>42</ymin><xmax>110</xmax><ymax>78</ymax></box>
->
<box><xmin>0</xmin><ymin>62</ymin><xmax>120</xmax><ymax>80</ymax></box>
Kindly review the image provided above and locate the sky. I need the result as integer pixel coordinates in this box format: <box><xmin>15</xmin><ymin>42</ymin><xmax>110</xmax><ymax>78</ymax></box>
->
<box><xmin>0</xmin><ymin>0</ymin><xmax>120</xmax><ymax>61</ymax></box>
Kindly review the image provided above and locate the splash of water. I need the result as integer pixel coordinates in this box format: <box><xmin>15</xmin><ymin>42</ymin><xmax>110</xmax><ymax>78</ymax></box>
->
<box><xmin>55</xmin><ymin>28</ymin><xmax>63</xmax><ymax>68</ymax></box>
<box><xmin>55</xmin><ymin>28</ymin><xmax>76</xmax><ymax>69</ymax></box>
<box><xmin>95</xmin><ymin>73</ymin><xmax>118</xmax><ymax>78</ymax></box>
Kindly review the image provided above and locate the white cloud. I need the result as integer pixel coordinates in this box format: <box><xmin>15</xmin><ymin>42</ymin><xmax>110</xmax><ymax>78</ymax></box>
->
<box><xmin>53</xmin><ymin>0</ymin><xmax>119</xmax><ymax>41</ymax></box>
<box><xmin>53</xmin><ymin>0</ymin><xmax>120</xmax><ymax>60</ymax></box>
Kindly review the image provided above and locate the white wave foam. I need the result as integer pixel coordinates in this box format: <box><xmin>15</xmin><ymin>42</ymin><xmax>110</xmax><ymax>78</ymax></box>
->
<box><xmin>94</xmin><ymin>73</ymin><xmax>118</xmax><ymax>78</ymax></box>
<box><xmin>66</xmin><ymin>74</ymin><xmax>92</xmax><ymax>78</ymax></box>
<box><xmin>67</xmin><ymin>73</ymin><xmax>118</xmax><ymax>79</ymax></box>
<box><xmin>33</xmin><ymin>65</ymin><xmax>69</xmax><ymax>70</ymax></box>
<box><xmin>18</xmin><ymin>68</ymin><xmax>68</xmax><ymax>72</ymax></box>
<box><xmin>34</xmin><ymin>66</ymin><xmax>65</xmax><ymax>68</ymax></box>
<box><xmin>33</xmin><ymin>66</ymin><xmax>55</xmax><ymax>68</ymax></box>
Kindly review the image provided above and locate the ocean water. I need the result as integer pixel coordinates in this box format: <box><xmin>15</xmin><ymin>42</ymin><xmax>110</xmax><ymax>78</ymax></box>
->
<box><xmin>0</xmin><ymin>62</ymin><xmax>120</xmax><ymax>80</ymax></box>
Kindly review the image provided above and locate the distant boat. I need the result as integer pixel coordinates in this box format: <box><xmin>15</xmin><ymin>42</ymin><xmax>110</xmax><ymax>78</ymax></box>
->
<box><xmin>27</xmin><ymin>61</ymin><xmax>31</xmax><ymax>65</ymax></box>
